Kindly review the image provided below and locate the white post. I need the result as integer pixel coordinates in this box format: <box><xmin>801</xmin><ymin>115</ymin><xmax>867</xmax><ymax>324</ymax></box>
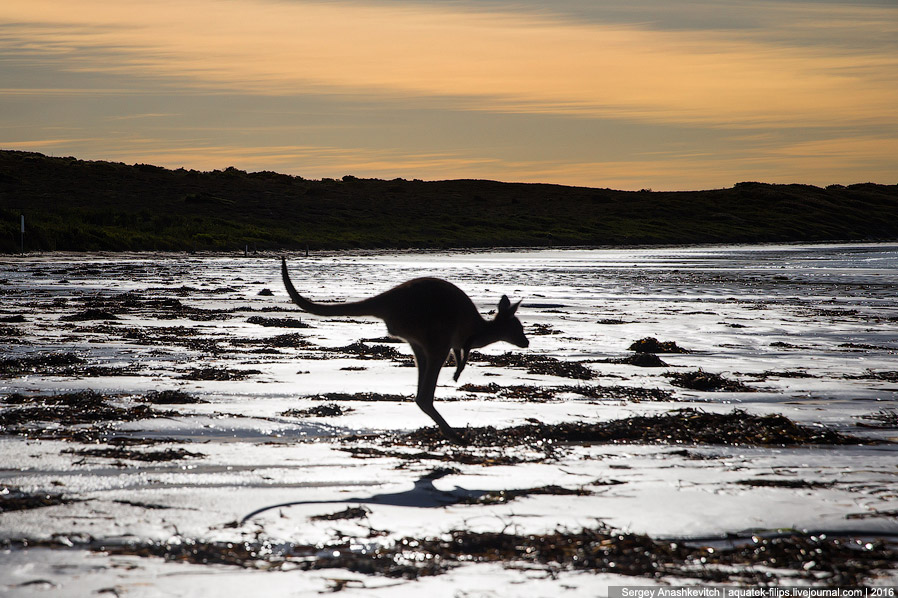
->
<box><xmin>20</xmin><ymin>214</ymin><xmax>24</xmax><ymax>254</ymax></box>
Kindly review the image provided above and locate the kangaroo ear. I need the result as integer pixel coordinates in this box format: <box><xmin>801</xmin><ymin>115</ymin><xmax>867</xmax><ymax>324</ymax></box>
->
<box><xmin>497</xmin><ymin>296</ymin><xmax>521</xmax><ymax>317</ymax></box>
<box><xmin>498</xmin><ymin>295</ymin><xmax>511</xmax><ymax>313</ymax></box>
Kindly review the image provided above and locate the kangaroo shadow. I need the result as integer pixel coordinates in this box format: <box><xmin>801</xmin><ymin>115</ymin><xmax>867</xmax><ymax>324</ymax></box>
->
<box><xmin>240</xmin><ymin>468</ymin><xmax>489</xmax><ymax>525</ymax></box>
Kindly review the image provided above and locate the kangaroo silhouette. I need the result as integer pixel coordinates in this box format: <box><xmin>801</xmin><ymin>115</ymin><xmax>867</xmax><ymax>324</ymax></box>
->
<box><xmin>281</xmin><ymin>258</ymin><xmax>529</xmax><ymax>442</ymax></box>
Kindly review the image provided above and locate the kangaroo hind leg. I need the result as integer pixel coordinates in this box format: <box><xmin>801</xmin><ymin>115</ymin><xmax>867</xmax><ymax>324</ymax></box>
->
<box><xmin>411</xmin><ymin>344</ymin><xmax>462</xmax><ymax>443</ymax></box>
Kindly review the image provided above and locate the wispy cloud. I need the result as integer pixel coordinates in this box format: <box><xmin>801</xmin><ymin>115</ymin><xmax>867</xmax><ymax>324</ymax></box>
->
<box><xmin>3</xmin><ymin>0</ymin><xmax>897</xmax><ymax>128</ymax></box>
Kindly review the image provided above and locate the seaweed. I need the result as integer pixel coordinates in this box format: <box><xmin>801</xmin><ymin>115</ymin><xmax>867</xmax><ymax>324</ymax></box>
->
<box><xmin>627</xmin><ymin>337</ymin><xmax>690</xmax><ymax>354</ymax></box>
<box><xmin>0</xmin><ymin>352</ymin><xmax>85</xmax><ymax>377</ymax></box>
<box><xmin>0</xmin><ymin>391</ymin><xmax>168</xmax><ymax>427</ymax></box>
<box><xmin>394</xmin><ymin>409</ymin><xmax>866</xmax><ymax>448</ymax></box>
<box><xmin>143</xmin><ymin>390</ymin><xmax>205</xmax><ymax>404</ymax></box>
<box><xmin>178</xmin><ymin>367</ymin><xmax>261</xmax><ymax>381</ymax></box>
<box><xmin>604</xmin><ymin>353</ymin><xmax>669</xmax><ymax>367</ymax></box>
<box><xmin>459</xmin><ymin>383</ymin><xmax>673</xmax><ymax>402</ymax></box>
<box><xmin>247</xmin><ymin>315</ymin><xmax>312</xmax><ymax>328</ymax></box>
<box><xmin>0</xmin><ymin>488</ymin><xmax>73</xmax><ymax>513</ymax></box>
<box><xmin>255</xmin><ymin>333</ymin><xmax>313</xmax><ymax>348</ymax></box>
<box><xmin>311</xmin><ymin>392</ymin><xmax>411</xmax><ymax>403</ymax></box>
<box><xmin>322</xmin><ymin>342</ymin><xmax>403</xmax><ymax>360</ymax></box>
<box><xmin>340</xmin><ymin>445</ymin><xmax>527</xmax><ymax>466</ymax></box>
<box><xmin>283</xmin><ymin>403</ymin><xmax>353</xmax><ymax>417</ymax></box>
<box><xmin>845</xmin><ymin>370</ymin><xmax>898</xmax><ymax>382</ymax></box>
<box><xmin>460</xmin><ymin>484</ymin><xmax>592</xmax><ymax>505</ymax></box>
<box><xmin>528</xmin><ymin>323</ymin><xmax>562</xmax><ymax>335</ymax></box>
<box><xmin>666</xmin><ymin>370</ymin><xmax>752</xmax><ymax>392</ymax></box>
<box><xmin>856</xmin><ymin>409</ymin><xmax>898</xmax><ymax>429</ymax></box>
<box><xmin>3</xmin><ymin>527</ymin><xmax>896</xmax><ymax>585</ymax></box>
<box><xmin>310</xmin><ymin>506</ymin><xmax>370</xmax><ymax>521</ymax></box>
<box><xmin>60</xmin><ymin>309</ymin><xmax>119</xmax><ymax>322</ymax></box>
<box><xmin>65</xmin><ymin>447</ymin><xmax>205</xmax><ymax>462</ymax></box>
<box><xmin>556</xmin><ymin>384</ymin><xmax>673</xmax><ymax>402</ymax></box>
<box><xmin>759</xmin><ymin>370</ymin><xmax>816</xmax><ymax>379</ymax></box>
<box><xmin>736</xmin><ymin>479</ymin><xmax>835</xmax><ymax>489</ymax></box>
<box><xmin>470</xmin><ymin>351</ymin><xmax>594</xmax><ymax>380</ymax></box>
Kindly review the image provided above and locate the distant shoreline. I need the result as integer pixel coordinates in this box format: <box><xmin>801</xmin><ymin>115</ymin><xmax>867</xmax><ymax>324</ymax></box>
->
<box><xmin>2</xmin><ymin>150</ymin><xmax>897</xmax><ymax>253</ymax></box>
<box><xmin>4</xmin><ymin>240</ymin><xmax>898</xmax><ymax>260</ymax></box>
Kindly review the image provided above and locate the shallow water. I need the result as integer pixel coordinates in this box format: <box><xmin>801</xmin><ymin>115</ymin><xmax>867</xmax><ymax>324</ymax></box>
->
<box><xmin>1</xmin><ymin>243</ymin><xmax>897</xmax><ymax>595</ymax></box>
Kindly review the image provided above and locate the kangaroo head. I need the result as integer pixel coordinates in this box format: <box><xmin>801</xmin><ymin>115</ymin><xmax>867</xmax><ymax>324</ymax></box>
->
<box><xmin>494</xmin><ymin>295</ymin><xmax>529</xmax><ymax>348</ymax></box>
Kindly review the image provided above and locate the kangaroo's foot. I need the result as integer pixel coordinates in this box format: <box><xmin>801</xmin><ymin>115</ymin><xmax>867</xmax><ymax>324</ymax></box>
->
<box><xmin>441</xmin><ymin>426</ymin><xmax>467</xmax><ymax>445</ymax></box>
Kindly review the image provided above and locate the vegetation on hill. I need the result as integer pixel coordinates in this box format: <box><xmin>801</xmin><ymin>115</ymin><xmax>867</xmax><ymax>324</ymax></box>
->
<box><xmin>1</xmin><ymin>150</ymin><xmax>896</xmax><ymax>252</ymax></box>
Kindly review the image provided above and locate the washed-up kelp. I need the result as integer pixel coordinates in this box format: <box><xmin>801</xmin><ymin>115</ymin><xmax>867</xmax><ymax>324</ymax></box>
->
<box><xmin>59</xmin><ymin>309</ymin><xmax>118</xmax><ymax>322</ymax></box>
<box><xmin>65</xmin><ymin>447</ymin><xmax>204</xmax><ymax>462</ymax></box>
<box><xmin>142</xmin><ymin>389</ymin><xmax>204</xmax><ymax>404</ymax></box>
<box><xmin>856</xmin><ymin>409</ymin><xmax>898</xmax><ymax>429</ymax></box>
<box><xmin>341</xmin><ymin>445</ymin><xmax>528</xmax><ymax>466</ymax></box>
<box><xmin>309</xmin><ymin>506</ymin><xmax>370</xmax><ymax>521</ymax></box>
<box><xmin>0</xmin><ymin>391</ymin><xmax>165</xmax><ymax>427</ymax></box>
<box><xmin>666</xmin><ymin>370</ymin><xmax>752</xmax><ymax>392</ymax></box>
<box><xmin>396</xmin><ymin>409</ymin><xmax>867</xmax><ymax>448</ymax></box>
<box><xmin>75</xmin><ymin>292</ymin><xmax>230</xmax><ymax>321</ymax></box>
<box><xmin>605</xmin><ymin>353</ymin><xmax>669</xmax><ymax>367</ymax></box>
<box><xmin>459</xmin><ymin>383</ymin><xmax>673</xmax><ymax>402</ymax></box>
<box><xmin>0</xmin><ymin>353</ymin><xmax>84</xmax><ymax>377</ymax></box>
<box><xmin>735</xmin><ymin>479</ymin><xmax>835</xmax><ymax>489</ymax></box>
<box><xmin>460</xmin><ymin>484</ymin><xmax>592</xmax><ymax>505</ymax></box>
<box><xmin>311</xmin><ymin>392</ymin><xmax>411</xmax><ymax>403</ymax></box>
<box><xmin>321</xmin><ymin>342</ymin><xmax>403</xmax><ymax>360</ymax></box>
<box><xmin>283</xmin><ymin>403</ymin><xmax>353</xmax><ymax>417</ymax></box>
<box><xmin>9</xmin><ymin>528</ymin><xmax>895</xmax><ymax>585</ymax></box>
<box><xmin>0</xmin><ymin>488</ymin><xmax>73</xmax><ymax>513</ymax></box>
<box><xmin>627</xmin><ymin>337</ymin><xmax>690</xmax><ymax>354</ymax></box>
<box><xmin>178</xmin><ymin>367</ymin><xmax>261</xmax><ymax>381</ymax></box>
<box><xmin>246</xmin><ymin>315</ymin><xmax>312</xmax><ymax>328</ymax></box>
<box><xmin>470</xmin><ymin>351</ymin><xmax>595</xmax><ymax>380</ymax></box>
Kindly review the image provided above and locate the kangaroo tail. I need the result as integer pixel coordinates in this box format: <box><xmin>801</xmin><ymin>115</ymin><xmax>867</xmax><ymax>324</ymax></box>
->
<box><xmin>281</xmin><ymin>258</ymin><xmax>378</xmax><ymax>317</ymax></box>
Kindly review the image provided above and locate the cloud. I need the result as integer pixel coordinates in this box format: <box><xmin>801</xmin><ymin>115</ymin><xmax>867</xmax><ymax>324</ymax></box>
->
<box><xmin>2</xmin><ymin>0</ymin><xmax>896</xmax><ymax>128</ymax></box>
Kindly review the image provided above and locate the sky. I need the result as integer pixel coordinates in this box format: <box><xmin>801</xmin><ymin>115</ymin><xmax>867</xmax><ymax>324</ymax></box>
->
<box><xmin>1</xmin><ymin>0</ymin><xmax>897</xmax><ymax>190</ymax></box>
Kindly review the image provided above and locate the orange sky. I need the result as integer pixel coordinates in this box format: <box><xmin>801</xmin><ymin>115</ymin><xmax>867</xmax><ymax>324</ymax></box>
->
<box><xmin>2</xmin><ymin>0</ymin><xmax>896</xmax><ymax>189</ymax></box>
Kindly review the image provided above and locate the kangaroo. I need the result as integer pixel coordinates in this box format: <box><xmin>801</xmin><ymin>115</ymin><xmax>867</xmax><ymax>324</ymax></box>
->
<box><xmin>281</xmin><ymin>258</ymin><xmax>529</xmax><ymax>442</ymax></box>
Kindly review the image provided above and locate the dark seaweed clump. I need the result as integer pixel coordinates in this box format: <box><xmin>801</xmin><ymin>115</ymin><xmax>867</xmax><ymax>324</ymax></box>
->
<box><xmin>461</xmin><ymin>484</ymin><xmax>592</xmax><ymax>505</ymax></box>
<box><xmin>845</xmin><ymin>370</ymin><xmax>898</xmax><ymax>382</ymax></box>
<box><xmin>470</xmin><ymin>351</ymin><xmax>594</xmax><ymax>380</ymax></box>
<box><xmin>0</xmin><ymin>391</ymin><xmax>165</xmax><ymax>427</ymax></box>
<box><xmin>0</xmin><ymin>353</ymin><xmax>84</xmax><ymax>377</ymax></box>
<box><xmin>143</xmin><ymin>389</ymin><xmax>204</xmax><ymax>404</ymax></box>
<box><xmin>178</xmin><ymin>367</ymin><xmax>261</xmax><ymax>381</ymax></box>
<box><xmin>605</xmin><ymin>353</ymin><xmax>669</xmax><ymax>367</ymax></box>
<box><xmin>64</xmin><ymin>447</ymin><xmax>204</xmax><ymax>462</ymax></box>
<box><xmin>312</xmin><ymin>392</ymin><xmax>410</xmax><ymax>403</ymax></box>
<box><xmin>74</xmin><ymin>529</ymin><xmax>898</xmax><ymax>585</ymax></box>
<box><xmin>323</xmin><ymin>342</ymin><xmax>403</xmax><ymax>360</ymax></box>
<box><xmin>459</xmin><ymin>383</ymin><xmax>673</xmax><ymax>402</ymax></box>
<box><xmin>283</xmin><ymin>403</ymin><xmax>353</xmax><ymax>417</ymax></box>
<box><xmin>856</xmin><ymin>409</ymin><xmax>898</xmax><ymax>429</ymax></box>
<box><xmin>310</xmin><ymin>506</ymin><xmax>370</xmax><ymax>521</ymax></box>
<box><xmin>736</xmin><ymin>479</ymin><xmax>834</xmax><ymax>489</ymax></box>
<box><xmin>5</xmin><ymin>525</ymin><xmax>895</xmax><ymax>585</ymax></box>
<box><xmin>0</xmin><ymin>315</ymin><xmax>27</xmax><ymax>323</ymax></box>
<box><xmin>60</xmin><ymin>309</ymin><xmax>119</xmax><ymax>322</ymax></box>
<box><xmin>627</xmin><ymin>337</ymin><xmax>690</xmax><ymax>354</ymax></box>
<box><xmin>666</xmin><ymin>370</ymin><xmax>752</xmax><ymax>392</ymax></box>
<box><xmin>0</xmin><ymin>488</ymin><xmax>73</xmax><ymax>513</ymax></box>
<box><xmin>398</xmin><ymin>409</ymin><xmax>865</xmax><ymax>448</ymax></box>
<box><xmin>247</xmin><ymin>315</ymin><xmax>311</xmax><ymax>328</ymax></box>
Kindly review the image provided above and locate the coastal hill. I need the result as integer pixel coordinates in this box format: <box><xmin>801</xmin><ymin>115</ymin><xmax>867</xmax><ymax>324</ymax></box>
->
<box><xmin>1</xmin><ymin>150</ymin><xmax>897</xmax><ymax>252</ymax></box>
